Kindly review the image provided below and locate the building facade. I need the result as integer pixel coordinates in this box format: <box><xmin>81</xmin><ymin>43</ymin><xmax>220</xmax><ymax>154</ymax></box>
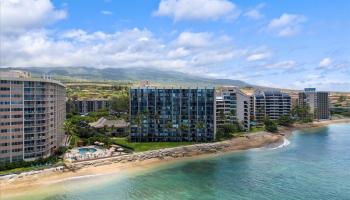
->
<box><xmin>216</xmin><ymin>87</ymin><xmax>250</xmax><ymax>131</ymax></box>
<box><xmin>72</xmin><ymin>99</ymin><xmax>110</xmax><ymax>114</ymax></box>
<box><xmin>0</xmin><ymin>73</ymin><xmax>66</xmax><ymax>163</ymax></box>
<box><xmin>252</xmin><ymin>90</ymin><xmax>291</xmax><ymax>124</ymax></box>
<box><xmin>298</xmin><ymin>88</ymin><xmax>330</xmax><ymax>120</ymax></box>
<box><xmin>130</xmin><ymin>87</ymin><xmax>216</xmax><ymax>142</ymax></box>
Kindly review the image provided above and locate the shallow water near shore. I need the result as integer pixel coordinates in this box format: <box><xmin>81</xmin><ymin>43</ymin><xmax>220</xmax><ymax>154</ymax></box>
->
<box><xmin>3</xmin><ymin>123</ymin><xmax>350</xmax><ymax>200</ymax></box>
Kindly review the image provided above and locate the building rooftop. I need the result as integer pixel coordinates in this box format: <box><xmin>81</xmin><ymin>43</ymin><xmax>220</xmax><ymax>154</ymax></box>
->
<box><xmin>0</xmin><ymin>70</ymin><xmax>65</xmax><ymax>87</ymax></box>
<box><xmin>89</xmin><ymin>117</ymin><xmax>129</xmax><ymax>129</ymax></box>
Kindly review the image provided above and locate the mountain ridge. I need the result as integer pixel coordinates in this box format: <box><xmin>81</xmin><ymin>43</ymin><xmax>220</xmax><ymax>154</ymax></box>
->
<box><xmin>0</xmin><ymin>67</ymin><xmax>253</xmax><ymax>88</ymax></box>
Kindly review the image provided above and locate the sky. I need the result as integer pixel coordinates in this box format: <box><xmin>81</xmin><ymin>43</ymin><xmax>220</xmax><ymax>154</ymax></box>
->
<box><xmin>0</xmin><ymin>0</ymin><xmax>349</xmax><ymax>91</ymax></box>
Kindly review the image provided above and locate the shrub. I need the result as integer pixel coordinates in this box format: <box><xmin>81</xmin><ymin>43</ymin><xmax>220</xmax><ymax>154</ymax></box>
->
<box><xmin>277</xmin><ymin>115</ymin><xmax>294</xmax><ymax>127</ymax></box>
<box><xmin>264</xmin><ymin>118</ymin><xmax>278</xmax><ymax>132</ymax></box>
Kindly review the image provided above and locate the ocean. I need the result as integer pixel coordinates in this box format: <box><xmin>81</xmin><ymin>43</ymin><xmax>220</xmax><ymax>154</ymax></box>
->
<box><xmin>5</xmin><ymin>123</ymin><xmax>350</xmax><ymax>200</ymax></box>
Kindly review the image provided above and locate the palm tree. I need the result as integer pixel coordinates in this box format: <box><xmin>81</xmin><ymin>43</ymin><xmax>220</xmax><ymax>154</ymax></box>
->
<box><xmin>219</xmin><ymin>110</ymin><xmax>226</xmax><ymax>124</ymax></box>
<box><xmin>135</xmin><ymin>113</ymin><xmax>143</xmax><ymax>142</ymax></box>
<box><xmin>64</xmin><ymin>121</ymin><xmax>77</xmax><ymax>147</ymax></box>
<box><xmin>165</xmin><ymin>121</ymin><xmax>173</xmax><ymax>129</ymax></box>
<box><xmin>195</xmin><ymin>121</ymin><xmax>205</xmax><ymax>129</ymax></box>
<box><xmin>180</xmin><ymin>123</ymin><xmax>189</xmax><ymax>138</ymax></box>
<box><xmin>64</xmin><ymin>121</ymin><xmax>76</xmax><ymax>136</ymax></box>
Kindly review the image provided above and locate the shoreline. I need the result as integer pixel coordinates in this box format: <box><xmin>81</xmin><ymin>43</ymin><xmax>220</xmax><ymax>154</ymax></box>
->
<box><xmin>1</xmin><ymin>118</ymin><xmax>349</xmax><ymax>198</ymax></box>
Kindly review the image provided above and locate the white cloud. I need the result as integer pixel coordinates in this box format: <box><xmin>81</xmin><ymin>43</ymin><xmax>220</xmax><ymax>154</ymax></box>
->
<box><xmin>101</xmin><ymin>10</ymin><xmax>113</xmax><ymax>15</ymax></box>
<box><xmin>246</xmin><ymin>52</ymin><xmax>270</xmax><ymax>61</ymax></box>
<box><xmin>175</xmin><ymin>32</ymin><xmax>212</xmax><ymax>48</ymax></box>
<box><xmin>246</xmin><ymin>47</ymin><xmax>271</xmax><ymax>62</ymax></box>
<box><xmin>266</xmin><ymin>60</ymin><xmax>296</xmax><ymax>69</ymax></box>
<box><xmin>167</xmin><ymin>47</ymin><xmax>191</xmax><ymax>58</ymax></box>
<box><xmin>267</xmin><ymin>13</ymin><xmax>307</xmax><ymax>37</ymax></box>
<box><xmin>319</xmin><ymin>57</ymin><xmax>332</xmax><ymax>67</ymax></box>
<box><xmin>0</xmin><ymin>0</ymin><xmax>67</xmax><ymax>33</ymax></box>
<box><xmin>153</xmin><ymin>0</ymin><xmax>240</xmax><ymax>22</ymax></box>
<box><xmin>0</xmin><ymin>29</ymin><xmax>238</xmax><ymax>73</ymax></box>
<box><xmin>244</xmin><ymin>3</ymin><xmax>265</xmax><ymax>20</ymax></box>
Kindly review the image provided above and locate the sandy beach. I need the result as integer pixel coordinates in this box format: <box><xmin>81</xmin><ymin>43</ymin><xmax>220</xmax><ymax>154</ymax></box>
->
<box><xmin>1</xmin><ymin>118</ymin><xmax>349</xmax><ymax>198</ymax></box>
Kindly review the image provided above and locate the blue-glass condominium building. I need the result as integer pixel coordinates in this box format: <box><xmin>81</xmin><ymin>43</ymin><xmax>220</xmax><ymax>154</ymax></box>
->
<box><xmin>130</xmin><ymin>87</ymin><xmax>216</xmax><ymax>142</ymax></box>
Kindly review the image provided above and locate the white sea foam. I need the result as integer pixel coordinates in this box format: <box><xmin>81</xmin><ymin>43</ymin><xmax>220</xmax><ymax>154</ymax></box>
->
<box><xmin>270</xmin><ymin>138</ymin><xmax>290</xmax><ymax>150</ymax></box>
<box><xmin>47</xmin><ymin>174</ymin><xmax>104</xmax><ymax>184</ymax></box>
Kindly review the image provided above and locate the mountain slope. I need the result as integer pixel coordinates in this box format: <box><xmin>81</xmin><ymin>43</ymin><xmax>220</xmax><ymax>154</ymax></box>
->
<box><xmin>1</xmin><ymin>67</ymin><xmax>252</xmax><ymax>87</ymax></box>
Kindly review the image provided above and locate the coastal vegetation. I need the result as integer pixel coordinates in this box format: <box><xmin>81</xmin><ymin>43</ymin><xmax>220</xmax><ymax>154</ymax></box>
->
<box><xmin>264</xmin><ymin>117</ymin><xmax>278</xmax><ymax>132</ymax></box>
<box><xmin>331</xmin><ymin>107</ymin><xmax>350</xmax><ymax>117</ymax></box>
<box><xmin>64</xmin><ymin>109</ymin><xmax>194</xmax><ymax>153</ymax></box>
<box><xmin>64</xmin><ymin>110</ymin><xmax>122</xmax><ymax>149</ymax></box>
<box><xmin>0</xmin><ymin>147</ymin><xmax>67</xmax><ymax>175</ymax></box>
<box><xmin>292</xmin><ymin>105</ymin><xmax>314</xmax><ymax>123</ymax></box>
<box><xmin>111</xmin><ymin>138</ymin><xmax>195</xmax><ymax>152</ymax></box>
<box><xmin>216</xmin><ymin>123</ymin><xmax>244</xmax><ymax>141</ymax></box>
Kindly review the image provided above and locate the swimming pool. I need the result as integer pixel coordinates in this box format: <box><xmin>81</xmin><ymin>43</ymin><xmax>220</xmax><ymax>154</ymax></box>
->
<box><xmin>78</xmin><ymin>147</ymin><xmax>97</xmax><ymax>155</ymax></box>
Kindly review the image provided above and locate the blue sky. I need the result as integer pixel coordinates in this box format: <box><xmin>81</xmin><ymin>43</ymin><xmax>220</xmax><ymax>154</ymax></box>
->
<box><xmin>0</xmin><ymin>0</ymin><xmax>349</xmax><ymax>91</ymax></box>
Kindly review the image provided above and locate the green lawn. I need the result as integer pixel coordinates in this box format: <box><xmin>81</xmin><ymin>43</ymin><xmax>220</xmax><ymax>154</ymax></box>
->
<box><xmin>111</xmin><ymin>137</ymin><xmax>196</xmax><ymax>152</ymax></box>
<box><xmin>0</xmin><ymin>162</ymin><xmax>64</xmax><ymax>176</ymax></box>
<box><xmin>250</xmin><ymin>126</ymin><xmax>265</xmax><ymax>133</ymax></box>
<box><xmin>0</xmin><ymin>167</ymin><xmax>37</xmax><ymax>175</ymax></box>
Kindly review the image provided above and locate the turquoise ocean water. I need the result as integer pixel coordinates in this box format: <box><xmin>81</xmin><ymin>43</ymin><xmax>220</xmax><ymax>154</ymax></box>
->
<box><xmin>4</xmin><ymin>124</ymin><xmax>350</xmax><ymax>200</ymax></box>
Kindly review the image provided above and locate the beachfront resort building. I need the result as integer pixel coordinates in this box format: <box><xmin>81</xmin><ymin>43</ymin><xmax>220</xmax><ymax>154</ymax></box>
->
<box><xmin>129</xmin><ymin>87</ymin><xmax>216</xmax><ymax>142</ymax></box>
<box><xmin>298</xmin><ymin>88</ymin><xmax>330</xmax><ymax>120</ymax></box>
<box><xmin>216</xmin><ymin>87</ymin><xmax>251</xmax><ymax>131</ymax></box>
<box><xmin>251</xmin><ymin>90</ymin><xmax>292</xmax><ymax>125</ymax></box>
<box><xmin>0</xmin><ymin>71</ymin><xmax>66</xmax><ymax>163</ymax></box>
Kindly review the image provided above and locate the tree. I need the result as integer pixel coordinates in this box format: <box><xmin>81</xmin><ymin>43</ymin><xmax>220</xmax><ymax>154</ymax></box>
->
<box><xmin>221</xmin><ymin>124</ymin><xmax>238</xmax><ymax>134</ymax></box>
<box><xmin>165</xmin><ymin>121</ymin><xmax>173</xmax><ymax>129</ymax></box>
<box><xmin>292</xmin><ymin>105</ymin><xmax>313</xmax><ymax>123</ymax></box>
<box><xmin>338</xmin><ymin>95</ymin><xmax>346</xmax><ymax>103</ymax></box>
<box><xmin>64</xmin><ymin>121</ymin><xmax>76</xmax><ymax>136</ymax></box>
<box><xmin>111</xmin><ymin>95</ymin><xmax>129</xmax><ymax>112</ymax></box>
<box><xmin>277</xmin><ymin>115</ymin><xmax>294</xmax><ymax>127</ymax></box>
<box><xmin>180</xmin><ymin>124</ymin><xmax>189</xmax><ymax>132</ymax></box>
<box><xmin>195</xmin><ymin>121</ymin><xmax>205</xmax><ymax>129</ymax></box>
<box><xmin>135</xmin><ymin>113</ymin><xmax>143</xmax><ymax>131</ymax></box>
<box><xmin>218</xmin><ymin>110</ymin><xmax>226</xmax><ymax>124</ymax></box>
<box><xmin>264</xmin><ymin>117</ymin><xmax>278</xmax><ymax>132</ymax></box>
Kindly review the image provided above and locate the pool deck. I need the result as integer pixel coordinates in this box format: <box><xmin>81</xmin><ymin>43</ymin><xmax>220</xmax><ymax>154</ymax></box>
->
<box><xmin>64</xmin><ymin>145</ymin><xmax>128</xmax><ymax>162</ymax></box>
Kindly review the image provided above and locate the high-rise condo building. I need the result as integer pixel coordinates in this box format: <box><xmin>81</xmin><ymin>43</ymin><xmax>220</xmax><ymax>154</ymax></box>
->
<box><xmin>298</xmin><ymin>88</ymin><xmax>330</xmax><ymax>120</ymax></box>
<box><xmin>0</xmin><ymin>71</ymin><xmax>66</xmax><ymax>163</ymax></box>
<box><xmin>130</xmin><ymin>87</ymin><xmax>216</xmax><ymax>142</ymax></box>
<box><xmin>216</xmin><ymin>87</ymin><xmax>250</xmax><ymax>131</ymax></box>
<box><xmin>252</xmin><ymin>90</ymin><xmax>291</xmax><ymax>124</ymax></box>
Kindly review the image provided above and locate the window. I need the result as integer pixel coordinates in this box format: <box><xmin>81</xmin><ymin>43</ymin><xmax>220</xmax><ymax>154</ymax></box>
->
<box><xmin>0</xmin><ymin>87</ymin><xmax>10</xmax><ymax>91</ymax></box>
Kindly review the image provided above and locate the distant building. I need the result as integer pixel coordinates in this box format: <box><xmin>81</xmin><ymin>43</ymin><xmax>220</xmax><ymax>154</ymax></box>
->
<box><xmin>298</xmin><ymin>88</ymin><xmax>330</xmax><ymax>120</ymax></box>
<box><xmin>129</xmin><ymin>87</ymin><xmax>216</xmax><ymax>142</ymax></box>
<box><xmin>0</xmin><ymin>71</ymin><xmax>66</xmax><ymax>163</ymax></box>
<box><xmin>252</xmin><ymin>90</ymin><xmax>291</xmax><ymax>124</ymax></box>
<box><xmin>73</xmin><ymin>99</ymin><xmax>110</xmax><ymax>114</ymax></box>
<box><xmin>216</xmin><ymin>87</ymin><xmax>250</xmax><ymax>131</ymax></box>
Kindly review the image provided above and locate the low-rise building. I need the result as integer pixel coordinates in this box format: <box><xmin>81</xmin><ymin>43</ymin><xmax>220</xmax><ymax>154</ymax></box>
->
<box><xmin>73</xmin><ymin>99</ymin><xmax>110</xmax><ymax>114</ymax></box>
<box><xmin>89</xmin><ymin>117</ymin><xmax>129</xmax><ymax>137</ymax></box>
